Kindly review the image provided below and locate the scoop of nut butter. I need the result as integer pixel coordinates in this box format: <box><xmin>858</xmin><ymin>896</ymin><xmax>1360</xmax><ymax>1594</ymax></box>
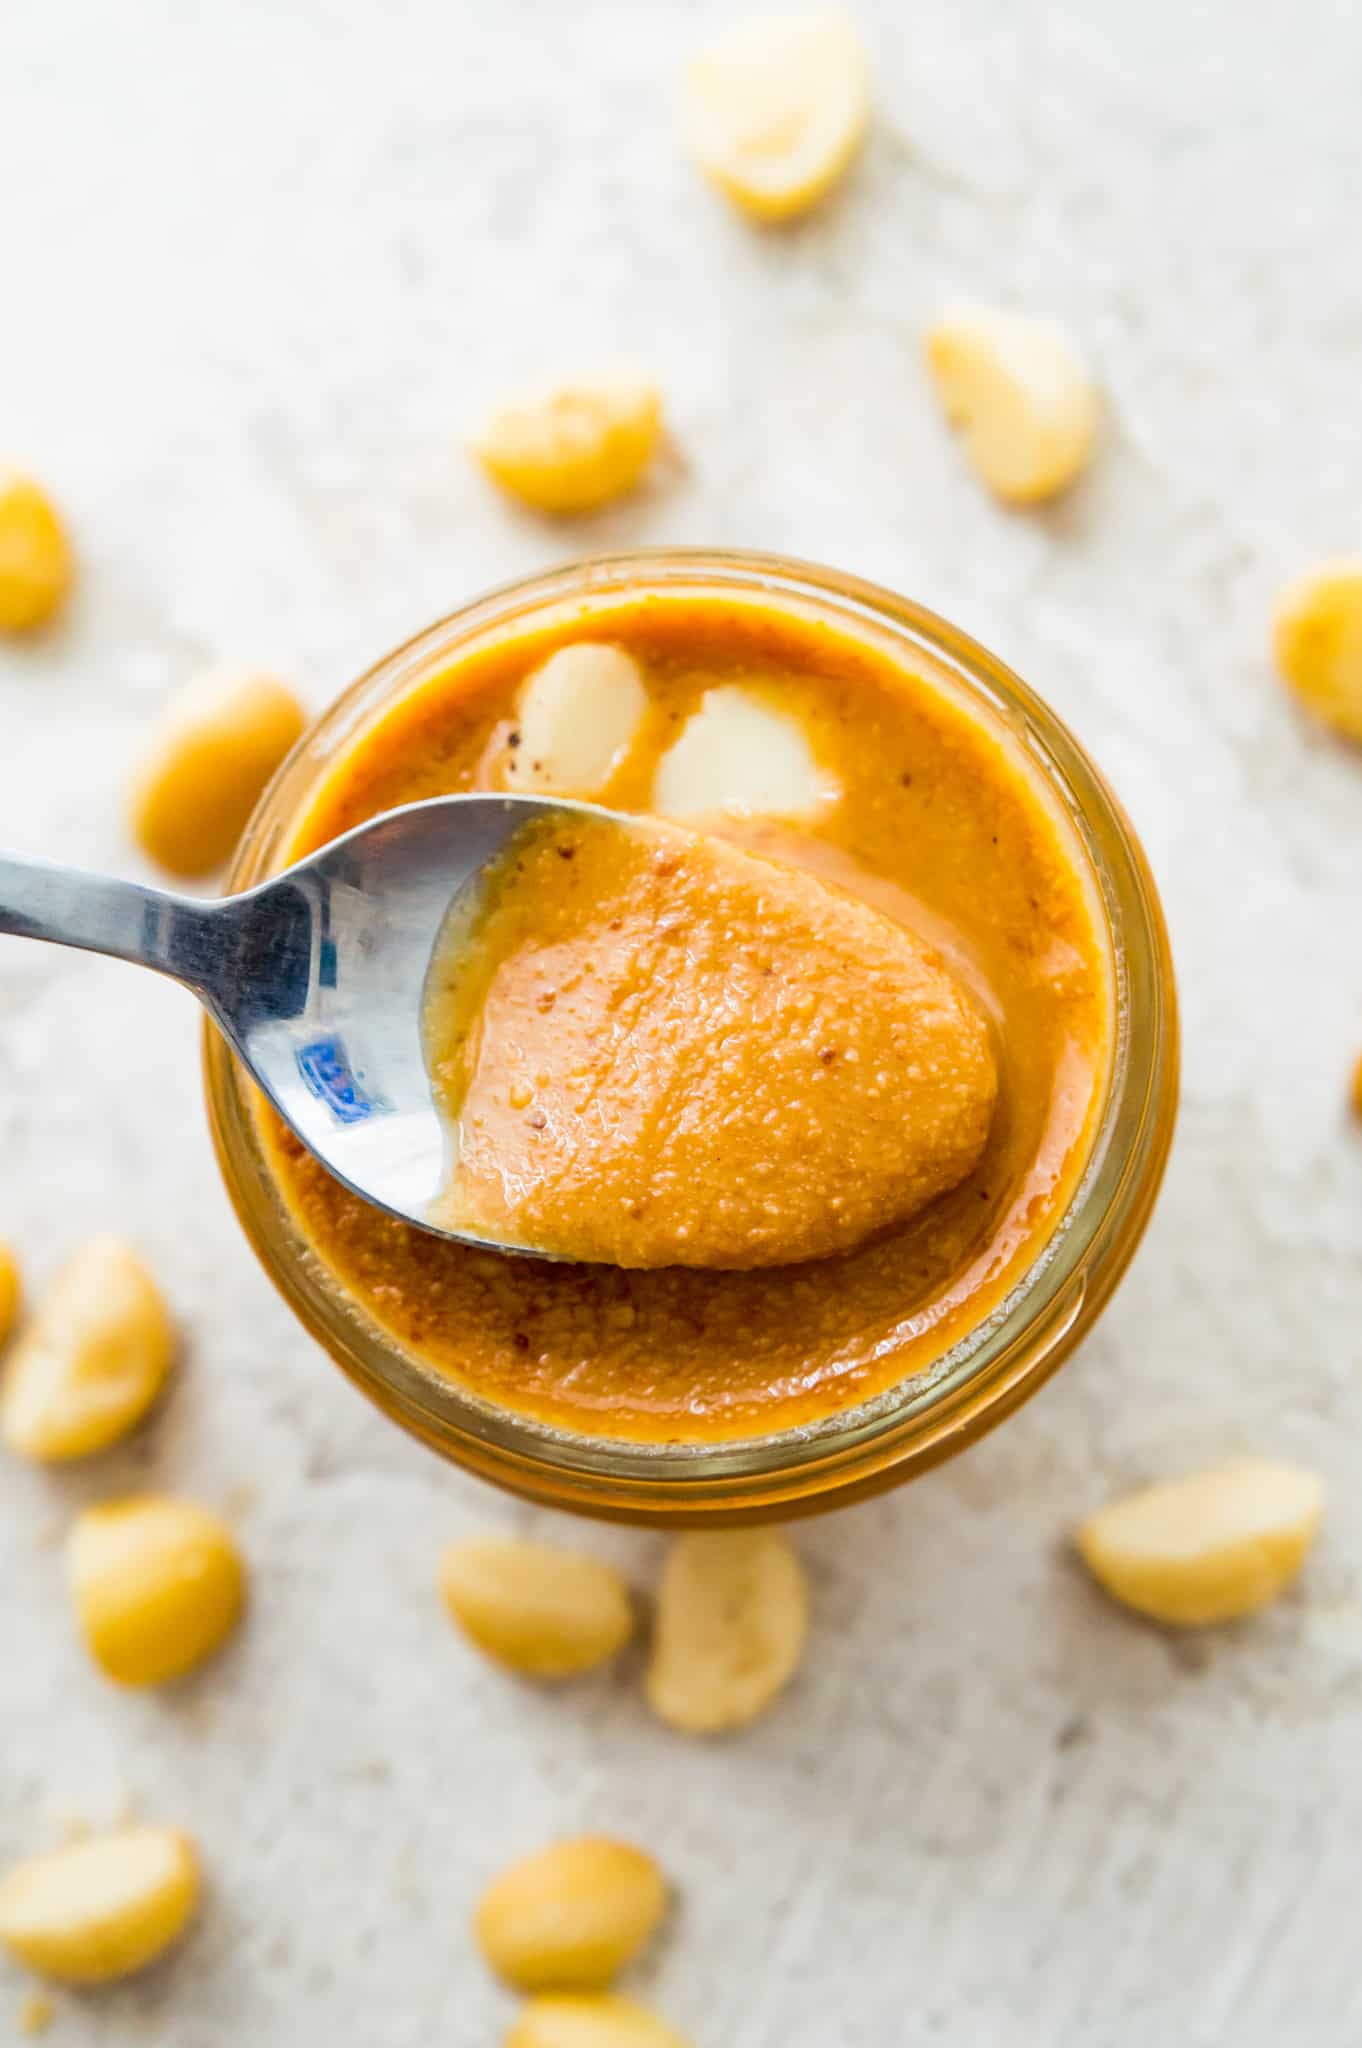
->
<box><xmin>424</xmin><ymin>812</ymin><xmax>998</xmax><ymax>1270</ymax></box>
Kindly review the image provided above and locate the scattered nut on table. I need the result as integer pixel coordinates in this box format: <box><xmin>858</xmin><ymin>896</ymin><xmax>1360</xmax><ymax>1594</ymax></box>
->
<box><xmin>472</xmin><ymin>368</ymin><xmax>663</xmax><ymax>515</ymax></box>
<box><xmin>474</xmin><ymin>1836</ymin><xmax>668</xmax><ymax>1992</ymax></box>
<box><xmin>129</xmin><ymin>667</ymin><xmax>306</xmax><ymax>878</ymax></box>
<box><xmin>440</xmin><ymin>1534</ymin><xmax>633</xmax><ymax>1680</ymax></box>
<box><xmin>0</xmin><ymin>1242</ymin><xmax>20</xmax><ymax>1350</ymax></box>
<box><xmin>683</xmin><ymin>9</ymin><xmax>870</xmax><ymax>224</ymax></box>
<box><xmin>68</xmin><ymin>1495</ymin><xmax>246</xmax><ymax>1687</ymax></box>
<box><xmin>0</xmin><ymin>1827</ymin><xmax>199</xmax><ymax>1985</ymax></box>
<box><xmin>646</xmin><ymin>1528</ymin><xmax>809</xmax><ymax>1734</ymax></box>
<box><xmin>1076</xmin><ymin>1458</ymin><xmax>1325</xmax><ymax>1626</ymax></box>
<box><xmin>506</xmin><ymin>1993</ymin><xmax>693</xmax><ymax>2048</ymax></box>
<box><xmin>925</xmin><ymin>309</ymin><xmax>1099</xmax><ymax>504</ymax></box>
<box><xmin>0</xmin><ymin>471</ymin><xmax>73</xmax><ymax>632</ymax></box>
<box><xmin>1272</xmin><ymin>558</ymin><xmax>1362</xmax><ymax>741</ymax></box>
<box><xmin>0</xmin><ymin>1236</ymin><xmax>174</xmax><ymax>1463</ymax></box>
<box><xmin>16</xmin><ymin>1989</ymin><xmax>56</xmax><ymax>2036</ymax></box>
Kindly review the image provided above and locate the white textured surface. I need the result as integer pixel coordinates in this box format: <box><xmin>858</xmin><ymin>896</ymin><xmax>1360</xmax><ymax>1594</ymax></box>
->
<box><xmin>3</xmin><ymin>2</ymin><xmax>1362</xmax><ymax>2042</ymax></box>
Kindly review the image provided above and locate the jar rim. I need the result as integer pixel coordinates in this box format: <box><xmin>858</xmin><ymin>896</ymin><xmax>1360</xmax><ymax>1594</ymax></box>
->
<box><xmin>205</xmin><ymin>549</ymin><xmax>1178</xmax><ymax>1521</ymax></box>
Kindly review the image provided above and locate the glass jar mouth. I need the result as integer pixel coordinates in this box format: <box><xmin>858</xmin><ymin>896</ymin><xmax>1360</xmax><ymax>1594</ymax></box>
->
<box><xmin>206</xmin><ymin>550</ymin><xmax>1178</xmax><ymax>1520</ymax></box>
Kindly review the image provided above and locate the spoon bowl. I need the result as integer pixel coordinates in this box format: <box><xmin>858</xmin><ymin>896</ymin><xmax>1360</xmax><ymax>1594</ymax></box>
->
<box><xmin>0</xmin><ymin>795</ymin><xmax>605</xmax><ymax>1254</ymax></box>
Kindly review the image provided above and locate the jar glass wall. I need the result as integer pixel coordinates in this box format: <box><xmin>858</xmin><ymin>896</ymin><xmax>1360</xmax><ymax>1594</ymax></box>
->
<box><xmin>205</xmin><ymin>552</ymin><xmax>1178</xmax><ymax>1523</ymax></box>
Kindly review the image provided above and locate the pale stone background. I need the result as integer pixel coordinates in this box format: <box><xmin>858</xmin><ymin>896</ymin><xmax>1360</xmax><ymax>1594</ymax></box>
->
<box><xmin>2</xmin><ymin>1</ymin><xmax>1361</xmax><ymax>2041</ymax></box>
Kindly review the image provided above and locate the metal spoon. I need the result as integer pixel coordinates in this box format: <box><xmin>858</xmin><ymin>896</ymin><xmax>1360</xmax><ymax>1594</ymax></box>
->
<box><xmin>0</xmin><ymin>794</ymin><xmax>600</xmax><ymax>1255</ymax></box>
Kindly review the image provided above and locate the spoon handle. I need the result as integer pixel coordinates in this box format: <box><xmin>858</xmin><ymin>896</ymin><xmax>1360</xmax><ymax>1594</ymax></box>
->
<box><xmin>0</xmin><ymin>851</ymin><xmax>220</xmax><ymax>995</ymax></box>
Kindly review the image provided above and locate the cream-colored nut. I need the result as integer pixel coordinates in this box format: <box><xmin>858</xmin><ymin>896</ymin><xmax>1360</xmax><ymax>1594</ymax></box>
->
<box><xmin>925</xmin><ymin>309</ymin><xmax>1099</xmax><ymax>504</ymax></box>
<box><xmin>68</xmin><ymin>1495</ymin><xmax>246</xmax><ymax>1687</ymax></box>
<box><xmin>503</xmin><ymin>646</ymin><xmax>650</xmax><ymax>799</ymax></box>
<box><xmin>1272</xmin><ymin>559</ymin><xmax>1362</xmax><ymax>741</ymax></box>
<box><xmin>0</xmin><ymin>1241</ymin><xmax>19</xmax><ymax>1350</ymax></box>
<box><xmin>652</xmin><ymin>684</ymin><xmax>837</xmax><ymax>818</ymax></box>
<box><xmin>0</xmin><ymin>1237</ymin><xmax>173</xmax><ymax>1462</ymax></box>
<box><xmin>0</xmin><ymin>472</ymin><xmax>73</xmax><ymax>632</ymax></box>
<box><xmin>130</xmin><ymin>668</ymin><xmax>306</xmax><ymax>877</ymax></box>
<box><xmin>474</xmin><ymin>1837</ymin><xmax>667</xmax><ymax>1992</ymax></box>
<box><xmin>0</xmin><ymin>1828</ymin><xmax>199</xmax><ymax>1985</ymax></box>
<box><xmin>1076</xmin><ymin>1458</ymin><xmax>1325</xmax><ymax>1627</ymax></box>
<box><xmin>507</xmin><ymin>1994</ymin><xmax>693</xmax><ymax>2048</ymax></box>
<box><xmin>440</xmin><ymin>1535</ymin><xmax>633</xmax><ymax>1680</ymax></box>
<box><xmin>646</xmin><ymin>1528</ymin><xmax>808</xmax><ymax>1734</ymax></box>
<box><xmin>472</xmin><ymin>368</ymin><xmax>662</xmax><ymax>515</ymax></box>
<box><xmin>684</xmin><ymin>11</ymin><xmax>869</xmax><ymax>224</ymax></box>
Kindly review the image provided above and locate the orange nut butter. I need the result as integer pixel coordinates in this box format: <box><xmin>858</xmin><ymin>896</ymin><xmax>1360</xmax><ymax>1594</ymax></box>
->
<box><xmin>423</xmin><ymin>812</ymin><xmax>998</xmax><ymax>1268</ymax></box>
<box><xmin>256</xmin><ymin>584</ymin><xmax>1116</xmax><ymax>1446</ymax></box>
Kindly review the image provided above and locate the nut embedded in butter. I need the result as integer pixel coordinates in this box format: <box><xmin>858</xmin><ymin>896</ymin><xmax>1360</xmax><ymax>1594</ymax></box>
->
<box><xmin>130</xmin><ymin>667</ymin><xmax>306</xmax><ymax>878</ymax></box>
<box><xmin>1272</xmin><ymin>558</ymin><xmax>1362</xmax><ymax>741</ymax></box>
<box><xmin>646</xmin><ymin>1528</ymin><xmax>808</xmax><ymax>1733</ymax></box>
<box><xmin>1076</xmin><ymin>1458</ymin><xmax>1325</xmax><ymax>1627</ymax></box>
<box><xmin>472</xmin><ymin>368</ymin><xmax>663</xmax><ymax>514</ymax></box>
<box><xmin>68</xmin><ymin>1495</ymin><xmax>246</xmax><ymax>1687</ymax></box>
<box><xmin>0</xmin><ymin>472</ymin><xmax>73</xmax><ymax>632</ymax></box>
<box><xmin>507</xmin><ymin>1995</ymin><xmax>694</xmax><ymax>2048</ymax></box>
<box><xmin>925</xmin><ymin>309</ymin><xmax>1099</xmax><ymax>504</ymax></box>
<box><xmin>503</xmin><ymin>644</ymin><xmax>650</xmax><ymax>798</ymax></box>
<box><xmin>684</xmin><ymin>10</ymin><xmax>870</xmax><ymax>224</ymax></box>
<box><xmin>0</xmin><ymin>1827</ymin><xmax>200</xmax><ymax>1985</ymax></box>
<box><xmin>0</xmin><ymin>1236</ymin><xmax>174</xmax><ymax>1463</ymax></box>
<box><xmin>440</xmin><ymin>1535</ymin><xmax>633</xmax><ymax>1680</ymax></box>
<box><xmin>474</xmin><ymin>1837</ymin><xmax>668</xmax><ymax>1993</ymax></box>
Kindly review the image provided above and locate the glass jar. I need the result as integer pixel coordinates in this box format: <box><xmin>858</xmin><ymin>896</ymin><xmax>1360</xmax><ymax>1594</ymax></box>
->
<box><xmin>205</xmin><ymin>552</ymin><xmax>1178</xmax><ymax>1523</ymax></box>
